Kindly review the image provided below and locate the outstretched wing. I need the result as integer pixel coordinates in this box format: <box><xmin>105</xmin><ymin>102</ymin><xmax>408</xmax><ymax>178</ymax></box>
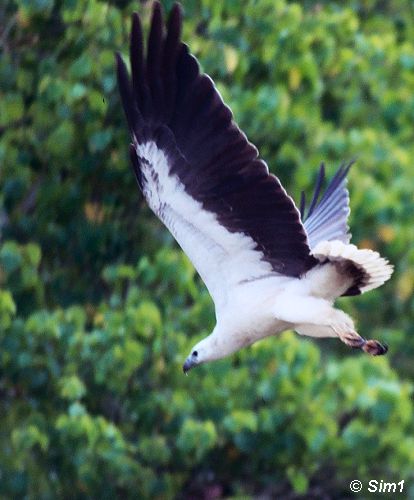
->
<box><xmin>116</xmin><ymin>2</ymin><xmax>316</xmax><ymax>309</ymax></box>
<box><xmin>300</xmin><ymin>162</ymin><xmax>353</xmax><ymax>249</ymax></box>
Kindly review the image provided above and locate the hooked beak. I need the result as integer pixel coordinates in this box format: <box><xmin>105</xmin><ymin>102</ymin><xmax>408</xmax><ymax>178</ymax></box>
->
<box><xmin>183</xmin><ymin>356</ymin><xmax>195</xmax><ymax>375</ymax></box>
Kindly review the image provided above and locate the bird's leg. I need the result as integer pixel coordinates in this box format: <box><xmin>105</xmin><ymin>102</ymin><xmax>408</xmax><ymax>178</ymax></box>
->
<box><xmin>332</xmin><ymin>324</ymin><xmax>388</xmax><ymax>356</ymax></box>
<box><xmin>273</xmin><ymin>294</ymin><xmax>387</xmax><ymax>356</ymax></box>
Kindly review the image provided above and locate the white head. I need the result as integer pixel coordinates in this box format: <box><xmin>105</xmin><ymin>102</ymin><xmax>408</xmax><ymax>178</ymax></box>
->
<box><xmin>182</xmin><ymin>337</ymin><xmax>216</xmax><ymax>374</ymax></box>
<box><xmin>182</xmin><ymin>330</ymin><xmax>247</xmax><ymax>374</ymax></box>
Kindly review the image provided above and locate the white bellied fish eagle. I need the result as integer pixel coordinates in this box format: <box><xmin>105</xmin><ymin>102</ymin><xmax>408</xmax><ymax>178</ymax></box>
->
<box><xmin>116</xmin><ymin>2</ymin><xmax>393</xmax><ymax>373</ymax></box>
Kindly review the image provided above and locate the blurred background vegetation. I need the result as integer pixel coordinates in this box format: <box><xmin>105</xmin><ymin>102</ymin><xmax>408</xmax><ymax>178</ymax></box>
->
<box><xmin>1</xmin><ymin>0</ymin><xmax>414</xmax><ymax>498</ymax></box>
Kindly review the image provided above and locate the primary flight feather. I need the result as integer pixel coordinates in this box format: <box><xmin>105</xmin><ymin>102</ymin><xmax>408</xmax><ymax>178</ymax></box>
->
<box><xmin>116</xmin><ymin>2</ymin><xmax>393</xmax><ymax>373</ymax></box>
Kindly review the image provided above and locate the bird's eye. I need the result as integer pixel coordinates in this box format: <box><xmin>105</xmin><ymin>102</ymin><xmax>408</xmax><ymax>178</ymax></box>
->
<box><xmin>192</xmin><ymin>350</ymin><xmax>198</xmax><ymax>357</ymax></box>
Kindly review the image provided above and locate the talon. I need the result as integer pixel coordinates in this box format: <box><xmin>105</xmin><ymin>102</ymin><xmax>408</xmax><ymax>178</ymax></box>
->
<box><xmin>362</xmin><ymin>339</ymin><xmax>388</xmax><ymax>356</ymax></box>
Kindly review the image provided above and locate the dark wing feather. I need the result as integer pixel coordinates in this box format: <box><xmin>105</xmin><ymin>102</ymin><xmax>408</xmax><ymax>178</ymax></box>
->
<box><xmin>117</xmin><ymin>2</ymin><xmax>316</xmax><ymax>278</ymax></box>
<box><xmin>302</xmin><ymin>162</ymin><xmax>353</xmax><ymax>249</ymax></box>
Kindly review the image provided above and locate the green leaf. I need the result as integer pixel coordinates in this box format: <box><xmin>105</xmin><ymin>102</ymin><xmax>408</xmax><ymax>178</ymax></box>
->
<box><xmin>0</xmin><ymin>241</ymin><xmax>22</xmax><ymax>273</ymax></box>
<box><xmin>287</xmin><ymin>467</ymin><xmax>309</xmax><ymax>495</ymax></box>
<box><xmin>177</xmin><ymin>419</ymin><xmax>217</xmax><ymax>461</ymax></box>
<box><xmin>0</xmin><ymin>94</ymin><xmax>24</xmax><ymax>126</ymax></box>
<box><xmin>0</xmin><ymin>290</ymin><xmax>16</xmax><ymax>329</ymax></box>
<box><xmin>59</xmin><ymin>375</ymin><xmax>87</xmax><ymax>400</ymax></box>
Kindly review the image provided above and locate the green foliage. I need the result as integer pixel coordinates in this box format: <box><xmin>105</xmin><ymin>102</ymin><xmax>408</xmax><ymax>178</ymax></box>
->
<box><xmin>1</xmin><ymin>0</ymin><xmax>414</xmax><ymax>497</ymax></box>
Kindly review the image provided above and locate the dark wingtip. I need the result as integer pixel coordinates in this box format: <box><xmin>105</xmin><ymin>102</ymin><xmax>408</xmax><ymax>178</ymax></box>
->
<box><xmin>348</xmin><ymin>156</ymin><xmax>358</xmax><ymax>167</ymax></box>
<box><xmin>164</xmin><ymin>1</ymin><xmax>183</xmax><ymax>58</ymax></box>
<box><xmin>115</xmin><ymin>51</ymin><xmax>123</xmax><ymax>66</ymax></box>
<box><xmin>115</xmin><ymin>51</ymin><xmax>126</xmax><ymax>90</ymax></box>
<box><xmin>115</xmin><ymin>51</ymin><xmax>129</xmax><ymax>92</ymax></box>
<box><xmin>342</xmin><ymin>158</ymin><xmax>354</xmax><ymax>173</ymax></box>
<box><xmin>335</xmin><ymin>158</ymin><xmax>356</xmax><ymax>183</ymax></box>
<box><xmin>131</xmin><ymin>12</ymin><xmax>142</xmax><ymax>45</ymax></box>
<box><xmin>151</xmin><ymin>0</ymin><xmax>164</xmax><ymax>26</ymax></box>
<box><xmin>320</xmin><ymin>161</ymin><xmax>325</xmax><ymax>177</ymax></box>
<box><xmin>306</xmin><ymin>161</ymin><xmax>326</xmax><ymax>219</ymax></box>
<box><xmin>168</xmin><ymin>2</ymin><xmax>183</xmax><ymax>37</ymax></box>
<box><xmin>148</xmin><ymin>0</ymin><xmax>165</xmax><ymax>62</ymax></box>
<box><xmin>116</xmin><ymin>50</ymin><xmax>143</xmax><ymax>133</ymax></box>
<box><xmin>171</xmin><ymin>2</ymin><xmax>184</xmax><ymax>20</ymax></box>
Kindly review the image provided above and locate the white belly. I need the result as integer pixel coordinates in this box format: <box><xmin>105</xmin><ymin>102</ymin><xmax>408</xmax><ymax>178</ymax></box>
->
<box><xmin>216</xmin><ymin>275</ymin><xmax>294</xmax><ymax>347</ymax></box>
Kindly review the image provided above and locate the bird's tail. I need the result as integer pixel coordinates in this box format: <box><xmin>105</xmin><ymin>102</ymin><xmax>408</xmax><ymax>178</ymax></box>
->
<box><xmin>312</xmin><ymin>240</ymin><xmax>393</xmax><ymax>296</ymax></box>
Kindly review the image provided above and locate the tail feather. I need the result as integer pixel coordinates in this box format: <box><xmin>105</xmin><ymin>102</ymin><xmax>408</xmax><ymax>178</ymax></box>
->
<box><xmin>312</xmin><ymin>240</ymin><xmax>393</xmax><ymax>296</ymax></box>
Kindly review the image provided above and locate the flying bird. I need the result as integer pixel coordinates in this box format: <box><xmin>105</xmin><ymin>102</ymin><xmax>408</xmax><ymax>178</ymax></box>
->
<box><xmin>116</xmin><ymin>2</ymin><xmax>393</xmax><ymax>373</ymax></box>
